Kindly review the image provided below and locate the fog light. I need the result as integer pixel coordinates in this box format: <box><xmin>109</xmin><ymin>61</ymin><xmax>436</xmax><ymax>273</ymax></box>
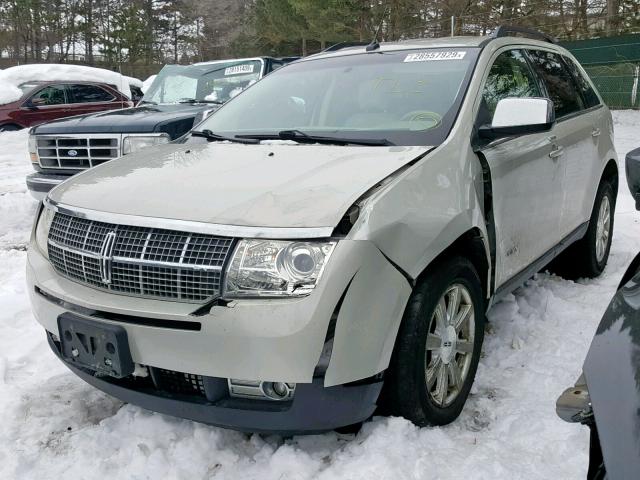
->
<box><xmin>273</xmin><ymin>382</ymin><xmax>287</xmax><ymax>396</ymax></box>
<box><xmin>262</xmin><ymin>381</ymin><xmax>296</xmax><ymax>401</ymax></box>
<box><xmin>228</xmin><ymin>379</ymin><xmax>296</xmax><ymax>401</ymax></box>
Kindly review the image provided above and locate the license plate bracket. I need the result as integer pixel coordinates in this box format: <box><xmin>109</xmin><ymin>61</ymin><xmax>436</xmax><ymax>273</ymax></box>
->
<box><xmin>57</xmin><ymin>313</ymin><xmax>134</xmax><ymax>378</ymax></box>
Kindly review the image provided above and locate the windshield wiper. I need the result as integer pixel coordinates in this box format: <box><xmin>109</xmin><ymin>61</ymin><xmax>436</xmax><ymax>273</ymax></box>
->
<box><xmin>191</xmin><ymin>129</ymin><xmax>258</xmax><ymax>144</ymax></box>
<box><xmin>236</xmin><ymin>129</ymin><xmax>394</xmax><ymax>146</ymax></box>
<box><xmin>178</xmin><ymin>98</ymin><xmax>224</xmax><ymax>105</ymax></box>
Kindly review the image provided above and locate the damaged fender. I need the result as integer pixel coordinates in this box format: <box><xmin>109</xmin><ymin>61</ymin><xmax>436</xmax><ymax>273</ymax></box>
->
<box><xmin>347</xmin><ymin>141</ymin><xmax>492</xmax><ymax>292</ymax></box>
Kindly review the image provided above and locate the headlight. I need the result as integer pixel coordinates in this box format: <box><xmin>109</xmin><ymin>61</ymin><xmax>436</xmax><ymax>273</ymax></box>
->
<box><xmin>35</xmin><ymin>207</ymin><xmax>55</xmax><ymax>259</ymax></box>
<box><xmin>28</xmin><ymin>134</ymin><xmax>37</xmax><ymax>164</ymax></box>
<box><xmin>122</xmin><ymin>134</ymin><xmax>170</xmax><ymax>155</ymax></box>
<box><xmin>224</xmin><ymin>240</ymin><xmax>336</xmax><ymax>298</ymax></box>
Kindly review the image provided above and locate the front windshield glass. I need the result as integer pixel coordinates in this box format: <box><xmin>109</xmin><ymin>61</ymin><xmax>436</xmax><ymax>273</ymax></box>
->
<box><xmin>197</xmin><ymin>48</ymin><xmax>479</xmax><ymax>146</ymax></box>
<box><xmin>142</xmin><ymin>59</ymin><xmax>263</xmax><ymax>104</ymax></box>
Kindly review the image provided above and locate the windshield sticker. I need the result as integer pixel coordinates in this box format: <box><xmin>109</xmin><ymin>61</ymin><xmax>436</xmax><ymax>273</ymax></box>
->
<box><xmin>224</xmin><ymin>64</ymin><xmax>255</xmax><ymax>76</ymax></box>
<box><xmin>404</xmin><ymin>51</ymin><xmax>466</xmax><ymax>62</ymax></box>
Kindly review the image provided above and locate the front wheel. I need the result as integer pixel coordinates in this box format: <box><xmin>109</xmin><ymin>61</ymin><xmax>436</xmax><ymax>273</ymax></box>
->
<box><xmin>384</xmin><ymin>256</ymin><xmax>485</xmax><ymax>426</ymax></box>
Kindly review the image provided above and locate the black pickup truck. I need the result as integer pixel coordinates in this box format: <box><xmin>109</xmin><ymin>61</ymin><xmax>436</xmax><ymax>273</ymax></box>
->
<box><xmin>26</xmin><ymin>56</ymin><xmax>296</xmax><ymax>199</ymax></box>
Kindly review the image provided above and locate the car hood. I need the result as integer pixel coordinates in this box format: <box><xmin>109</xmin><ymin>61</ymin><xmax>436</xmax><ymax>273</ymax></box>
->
<box><xmin>32</xmin><ymin>104</ymin><xmax>214</xmax><ymax>134</ymax></box>
<box><xmin>49</xmin><ymin>142</ymin><xmax>430</xmax><ymax>230</ymax></box>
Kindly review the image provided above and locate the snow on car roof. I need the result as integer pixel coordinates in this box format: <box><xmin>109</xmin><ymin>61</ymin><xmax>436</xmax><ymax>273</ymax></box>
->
<box><xmin>0</xmin><ymin>64</ymin><xmax>141</xmax><ymax>105</ymax></box>
<box><xmin>123</xmin><ymin>75</ymin><xmax>143</xmax><ymax>88</ymax></box>
<box><xmin>141</xmin><ymin>75</ymin><xmax>156</xmax><ymax>93</ymax></box>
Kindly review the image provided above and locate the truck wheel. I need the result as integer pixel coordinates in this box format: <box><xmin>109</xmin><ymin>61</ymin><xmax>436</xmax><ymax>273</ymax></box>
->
<box><xmin>554</xmin><ymin>180</ymin><xmax>615</xmax><ymax>279</ymax></box>
<box><xmin>385</xmin><ymin>256</ymin><xmax>485</xmax><ymax>426</ymax></box>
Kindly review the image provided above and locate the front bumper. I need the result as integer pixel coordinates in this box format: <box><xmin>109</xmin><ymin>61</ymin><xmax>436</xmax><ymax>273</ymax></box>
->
<box><xmin>28</xmin><ymin>226</ymin><xmax>411</xmax><ymax>432</ymax></box>
<box><xmin>26</xmin><ymin>172</ymin><xmax>70</xmax><ymax>200</ymax></box>
<box><xmin>48</xmin><ymin>333</ymin><xmax>382</xmax><ymax>434</ymax></box>
<box><xmin>28</xmin><ymin>237</ymin><xmax>411</xmax><ymax>386</ymax></box>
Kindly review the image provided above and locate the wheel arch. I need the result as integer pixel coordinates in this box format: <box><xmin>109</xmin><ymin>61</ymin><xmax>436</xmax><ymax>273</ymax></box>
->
<box><xmin>415</xmin><ymin>227</ymin><xmax>491</xmax><ymax>307</ymax></box>
<box><xmin>601</xmin><ymin>158</ymin><xmax>619</xmax><ymax>199</ymax></box>
<box><xmin>0</xmin><ymin>122</ymin><xmax>24</xmax><ymax>131</ymax></box>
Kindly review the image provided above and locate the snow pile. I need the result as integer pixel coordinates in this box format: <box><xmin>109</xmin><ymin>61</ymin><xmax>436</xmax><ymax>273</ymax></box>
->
<box><xmin>0</xmin><ymin>112</ymin><xmax>639</xmax><ymax>478</ymax></box>
<box><xmin>0</xmin><ymin>64</ymin><xmax>141</xmax><ymax>104</ymax></box>
<box><xmin>0</xmin><ymin>83</ymin><xmax>23</xmax><ymax>105</ymax></box>
<box><xmin>141</xmin><ymin>74</ymin><xmax>157</xmax><ymax>93</ymax></box>
<box><xmin>124</xmin><ymin>75</ymin><xmax>143</xmax><ymax>89</ymax></box>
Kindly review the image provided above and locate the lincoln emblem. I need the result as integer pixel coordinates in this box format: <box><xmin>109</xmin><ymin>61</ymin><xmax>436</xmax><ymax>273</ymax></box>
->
<box><xmin>98</xmin><ymin>231</ymin><xmax>117</xmax><ymax>284</ymax></box>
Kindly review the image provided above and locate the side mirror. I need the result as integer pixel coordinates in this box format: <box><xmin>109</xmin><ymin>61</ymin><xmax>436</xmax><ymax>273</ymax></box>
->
<box><xmin>479</xmin><ymin>97</ymin><xmax>555</xmax><ymax>140</ymax></box>
<box><xmin>29</xmin><ymin>97</ymin><xmax>47</xmax><ymax>108</ymax></box>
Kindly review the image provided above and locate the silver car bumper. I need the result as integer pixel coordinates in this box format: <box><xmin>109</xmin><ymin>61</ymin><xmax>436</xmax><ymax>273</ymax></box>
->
<box><xmin>27</xmin><ymin>238</ymin><xmax>411</xmax><ymax>387</ymax></box>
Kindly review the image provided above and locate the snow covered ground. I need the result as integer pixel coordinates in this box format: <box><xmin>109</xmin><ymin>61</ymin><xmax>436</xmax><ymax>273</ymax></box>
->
<box><xmin>0</xmin><ymin>113</ymin><xmax>639</xmax><ymax>479</ymax></box>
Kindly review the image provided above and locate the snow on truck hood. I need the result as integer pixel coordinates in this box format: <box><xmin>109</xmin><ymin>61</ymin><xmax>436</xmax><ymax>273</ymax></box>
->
<box><xmin>49</xmin><ymin>142</ymin><xmax>430</xmax><ymax>230</ymax></box>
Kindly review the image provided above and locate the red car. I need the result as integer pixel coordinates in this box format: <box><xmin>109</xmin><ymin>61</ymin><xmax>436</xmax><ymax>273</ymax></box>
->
<box><xmin>0</xmin><ymin>80</ymin><xmax>133</xmax><ymax>131</ymax></box>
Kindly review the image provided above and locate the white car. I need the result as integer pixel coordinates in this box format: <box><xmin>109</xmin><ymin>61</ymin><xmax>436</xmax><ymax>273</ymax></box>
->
<box><xmin>27</xmin><ymin>26</ymin><xmax>617</xmax><ymax>434</ymax></box>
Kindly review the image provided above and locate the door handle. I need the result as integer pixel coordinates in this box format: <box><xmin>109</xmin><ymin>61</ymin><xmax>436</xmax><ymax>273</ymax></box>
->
<box><xmin>549</xmin><ymin>145</ymin><xmax>564</xmax><ymax>159</ymax></box>
<box><xmin>591</xmin><ymin>128</ymin><xmax>601</xmax><ymax>137</ymax></box>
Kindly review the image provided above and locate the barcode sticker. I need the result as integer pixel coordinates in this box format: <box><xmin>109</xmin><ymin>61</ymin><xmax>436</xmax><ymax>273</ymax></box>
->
<box><xmin>224</xmin><ymin>64</ymin><xmax>255</xmax><ymax>75</ymax></box>
<box><xmin>404</xmin><ymin>51</ymin><xmax>467</xmax><ymax>62</ymax></box>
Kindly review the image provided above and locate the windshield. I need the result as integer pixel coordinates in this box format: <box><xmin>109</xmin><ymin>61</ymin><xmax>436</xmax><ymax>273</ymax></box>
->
<box><xmin>142</xmin><ymin>59</ymin><xmax>263</xmax><ymax>105</ymax></box>
<box><xmin>196</xmin><ymin>48</ymin><xmax>479</xmax><ymax>146</ymax></box>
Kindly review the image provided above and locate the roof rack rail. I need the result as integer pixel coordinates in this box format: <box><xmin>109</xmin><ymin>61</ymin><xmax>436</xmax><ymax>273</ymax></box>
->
<box><xmin>490</xmin><ymin>25</ymin><xmax>557</xmax><ymax>44</ymax></box>
<box><xmin>322</xmin><ymin>41</ymin><xmax>370</xmax><ymax>52</ymax></box>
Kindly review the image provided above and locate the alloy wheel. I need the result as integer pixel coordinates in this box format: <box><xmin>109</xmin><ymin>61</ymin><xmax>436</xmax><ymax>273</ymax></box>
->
<box><xmin>595</xmin><ymin>195</ymin><xmax>611</xmax><ymax>263</ymax></box>
<box><xmin>424</xmin><ymin>284</ymin><xmax>475</xmax><ymax>407</ymax></box>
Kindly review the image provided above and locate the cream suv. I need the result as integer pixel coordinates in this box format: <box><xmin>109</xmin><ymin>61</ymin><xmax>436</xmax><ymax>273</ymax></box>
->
<box><xmin>27</xmin><ymin>27</ymin><xmax>617</xmax><ymax>434</ymax></box>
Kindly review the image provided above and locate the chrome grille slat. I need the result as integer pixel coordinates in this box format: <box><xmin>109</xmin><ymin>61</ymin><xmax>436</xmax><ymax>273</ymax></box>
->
<box><xmin>36</xmin><ymin>134</ymin><xmax>120</xmax><ymax>170</ymax></box>
<box><xmin>47</xmin><ymin>212</ymin><xmax>234</xmax><ymax>303</ymax></box>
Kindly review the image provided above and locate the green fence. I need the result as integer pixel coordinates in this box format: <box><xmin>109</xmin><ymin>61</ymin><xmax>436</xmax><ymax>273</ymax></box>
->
<box><xmin>562</xmin><ymin>34</ymin><xmax>640</xmax><ymax>109</ymax></box>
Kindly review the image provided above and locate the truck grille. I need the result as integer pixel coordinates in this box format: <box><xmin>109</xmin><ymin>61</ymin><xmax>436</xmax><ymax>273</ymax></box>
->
<box><xmin>36</xmin><ymin>134</ymin><xmax>120</xmax><ymax>170</ymax></box>
<box><xmin>47</xmin><ymin>212</ymin><xmax>235</xmax><ymax>303</ymax></box>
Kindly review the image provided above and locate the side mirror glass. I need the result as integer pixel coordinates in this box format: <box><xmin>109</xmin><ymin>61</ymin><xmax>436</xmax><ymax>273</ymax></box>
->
<box><xmin>29</xmin><ymin>97</ymin><xmax>47</xmax><ymax>107</ymax></box>
<box><xmin>479</xmin><ymin>97</ymin><xmax>555</xmax><ymax>140</ymax></box>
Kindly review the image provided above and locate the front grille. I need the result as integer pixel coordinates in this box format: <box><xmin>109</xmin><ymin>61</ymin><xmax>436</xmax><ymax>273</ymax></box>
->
<box><xmin>47</xmin><ymin>212</ymin><xmax>234</xmax><ymax>303</ymax></box>
<box><xmin>36</xmin><ymin>135</ymin><xmax>120</xmax><ymax>170</ymax></box>
<box><xmin>153</xmin><ymin>368</ymin><xmax>207</xmax><ymax>398</ymax></box>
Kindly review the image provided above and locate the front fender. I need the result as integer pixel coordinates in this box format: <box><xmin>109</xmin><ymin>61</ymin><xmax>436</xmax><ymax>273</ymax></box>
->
<box><xmin>348</xmin><ymin>142</ymin><xmax>491</xmax><ymax>287</ymax></box>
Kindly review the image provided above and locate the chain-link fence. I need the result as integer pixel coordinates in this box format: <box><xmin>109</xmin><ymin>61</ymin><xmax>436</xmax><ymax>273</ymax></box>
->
<box><xmin>562</xmin><ymin>34</ymin><xmax>640</xmax><ymax>109</ymax></box>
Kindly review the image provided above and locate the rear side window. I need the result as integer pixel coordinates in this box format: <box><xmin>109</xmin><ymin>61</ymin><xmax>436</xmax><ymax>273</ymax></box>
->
<box><xmin>30</xmin><ymin>85</ymin><xmax>67</xmax><ymax>105</ymax></box>
<box><xmin>527</xmin><ymin>50</ymin><xmax>584</xmax><ymax>118</ymax></box>
<box><xmin>562</xmin><ymin>56</ymin><xmax>600</xmax><ymax>108</ymax></box>
<box><xmin>480</xmin><ymin>49</ymin><xmax>542</xmax><ymax>123</ymax></box>
<box><xmin>69</xmin><ymin>84</ymin><xmax>115</xmax><ymax>103</ymax></box>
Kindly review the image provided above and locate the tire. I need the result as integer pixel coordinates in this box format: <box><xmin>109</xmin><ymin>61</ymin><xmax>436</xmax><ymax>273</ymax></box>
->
<box><xmin>0</xmin><ymin>124</ymin><xmax>21</xmax><ymax>132</ymax></box>
<box><xmin>384</xmin><ymin>256</ymin><xmax>485</xmax><ymax>426</ymax></box>
<box><xmin>552</xmin><ymin>180</ymin><xmax>615</xmax><ymax>279</ymax></box>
